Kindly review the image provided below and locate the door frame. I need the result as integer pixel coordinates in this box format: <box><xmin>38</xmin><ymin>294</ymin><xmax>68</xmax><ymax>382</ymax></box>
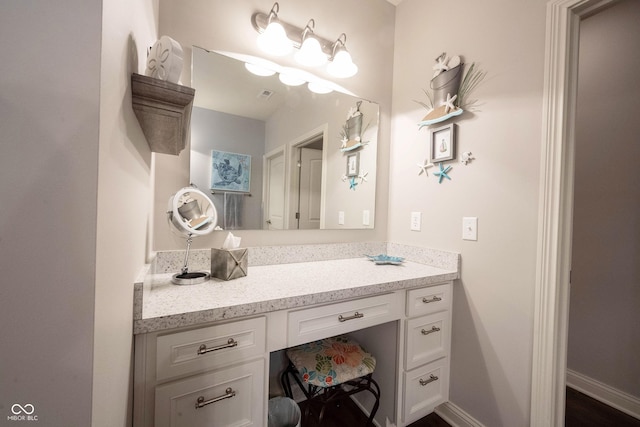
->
<box><xmin>287</xmin><ymin>124</ymin><xmax>329</xmax><ymax>229</ymax></box>
<box><xmin>530</xmin><ymin>0</ymin><xmax>619</xmax><ymax>425</ymax></box>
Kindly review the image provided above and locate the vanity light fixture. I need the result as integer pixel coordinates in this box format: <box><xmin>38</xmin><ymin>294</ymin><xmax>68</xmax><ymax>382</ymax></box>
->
<box><xmin>295</xmin><ymin>20</ymin><xmax>327</xmax><ymax>67</ymax></box>
<box><xmin>327</xmin><ymin>33</ymin><xmax>358</xmax><ymax>78</ymax></box>
<box><xmin>256</xmin><ymin>2</ymin><xmax>293</xmax><ymax>56</ymax></box>
<box><xmin>252</xmin><ymin>2</ymin><xmax>358</xmax><ymax>77</ymax></box>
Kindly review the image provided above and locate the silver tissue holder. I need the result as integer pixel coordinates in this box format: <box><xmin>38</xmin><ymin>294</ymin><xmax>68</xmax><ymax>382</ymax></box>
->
<box><xmin>211</xmin><ymin>248</ymin><xmax>248</xmax><ymax>280</ymax></box>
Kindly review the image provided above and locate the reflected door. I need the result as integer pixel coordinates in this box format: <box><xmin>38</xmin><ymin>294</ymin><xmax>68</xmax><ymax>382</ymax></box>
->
<box><xmin>297</xmin><ymin>148</ymin><xmax>323</xmax><ymax>229</ymax></box>
<box><xmin>264</xmin><ymin>150</ymin><xmax>285</xmax><ymax>230</ymax></box>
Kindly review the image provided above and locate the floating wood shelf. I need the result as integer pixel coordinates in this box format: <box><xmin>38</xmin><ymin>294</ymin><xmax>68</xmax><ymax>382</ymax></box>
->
<box><xmin>131</xmin><ymin>73</ymin><xmax>195</xmax><ymax>155</ymax></box>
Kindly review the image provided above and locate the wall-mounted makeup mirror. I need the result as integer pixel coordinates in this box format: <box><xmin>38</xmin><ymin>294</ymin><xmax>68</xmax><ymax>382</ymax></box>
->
<box><xmin>189</xmin><ymin>46</ymin><xmax>379</xmax><ymax>230</ymax></box>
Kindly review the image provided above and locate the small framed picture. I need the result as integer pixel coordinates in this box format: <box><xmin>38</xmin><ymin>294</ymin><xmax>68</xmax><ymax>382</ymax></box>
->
<box><xmin>430</xmin><ymin>123</ymin><xmax>456</xmax><ymax>163</ymax></box>
<box><xmin>346</xmin><ymin>152</ymin><xmax>360</xmax><ymax>177</ymax></box>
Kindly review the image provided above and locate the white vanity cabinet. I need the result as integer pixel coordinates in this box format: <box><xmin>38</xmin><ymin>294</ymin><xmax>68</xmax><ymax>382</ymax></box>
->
<box><xmin>401</xmin><ymin>283</ymin><xmax>452</xmax><ymax>424</ymax></box>
<box><xmin>134</xmin><ymin>317</ymin><xmax>267</xmax><ymax>427</ymax></box>
<box><xmin>134</xmin><ymin>251</ymin><xmax>460</xmax><ymax>427</ymax></box>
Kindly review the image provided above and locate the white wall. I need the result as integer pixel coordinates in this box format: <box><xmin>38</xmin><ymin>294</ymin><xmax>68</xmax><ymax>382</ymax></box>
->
<box><xmin>390</xmin><ymin>0</ymin><xmax>546</xmax><ymax>425</ymax></box>
<box><xmin>93</xmin><ymin>1</ymin><xmax>159</xmax><ymax>426</ymax></box>
<box><xmin>568</xmin><ymin>0</ymin><xmax>640</xmax><ymax>398</ymax></box>
<box><xmin>154</xmin><ymin>0</ymin><xmax>395</xmax><ymax>250</ymax></box>
<box><xmin>0</xmin><ymin>1</ymin><xmax>101</xmax><ymax>425</ymax></box>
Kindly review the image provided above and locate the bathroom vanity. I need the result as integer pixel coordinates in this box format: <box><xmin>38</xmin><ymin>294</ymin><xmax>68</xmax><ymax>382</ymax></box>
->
<box><xmin>132</xmin><ymin>243</ymin><xmax>459</xmax><ymax>427</ymax></box>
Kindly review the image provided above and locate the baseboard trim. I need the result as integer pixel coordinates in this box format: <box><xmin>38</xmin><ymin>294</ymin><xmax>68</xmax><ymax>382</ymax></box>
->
<box><xmin>566</xmin><ymin>369</ymin><xmax>640</xmax><ymax>420</ymax></box>
<box><xmin>435</xmin><ymin>401</ymin><xmax>486</xmax><ymax>427</ymax></box>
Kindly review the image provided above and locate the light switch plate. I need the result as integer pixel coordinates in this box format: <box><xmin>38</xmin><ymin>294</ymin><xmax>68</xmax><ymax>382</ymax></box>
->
<box><xmin>410</xmin><ymin>212</ymin><xmax>421</xmax><ymax>231</ymax></box>
<box><xmin>462</xmin><ymin>217</ymin><xmax>478</xmax><ymax>241</ymax></box>
<box><xmin>362</xmin><ymin>210</ymin><xmax>370</xmax><ymax>226</ymax></box>
<box><xmin>338</xmin><ymin>211</ymin><xmax>345</xmax><ymax>225</ymax></box>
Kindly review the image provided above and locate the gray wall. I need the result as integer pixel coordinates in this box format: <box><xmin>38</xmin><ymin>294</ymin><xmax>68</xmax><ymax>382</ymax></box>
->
<box><xmin>390</xmin><ymin>0</ymin><xmax>546</xmax><ymax>425</ymax></box>
<box><xmin>0</xmin><ymin>1</ymin><xmax>101</xmax><ymax>425</ymax></box>
<box><xmin>190</xmin><ymin>106</ymin><xmax>265</xmax><ymax>230</ymax></box>
<box><xmin>568</xmin><ymin>0</ymin><xmax>640</xmax><ymax>397</ymax></box>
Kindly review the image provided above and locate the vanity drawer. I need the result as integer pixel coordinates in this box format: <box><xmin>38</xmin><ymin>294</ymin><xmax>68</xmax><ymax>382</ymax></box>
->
<box><xmin>156</xmin><ymin>317</ymin><xmax>266</xmax><ymax>381</ymax></box>
<box><xmin>287</xmin><ymin>293</ymin><xmax>402</xmax><ymax>346</ymax></box>
<box><xmin>155</xmin><ymin>358</ymin><xmax>264</xmax><ymax>427</ymax></box>
<box><xmin>405</xmin><ymin>311</ymin><xmax>450</xmax><ymax>370</ymax></box>
<box><xmin>406</xmin><ymin>282</ymin><xmax>451</xmax><ymax>317</ymax></box>
<box><xmin>403</xmin><ymin>358</ymin><xmax>449</xmax><ymax>425</ymax></box>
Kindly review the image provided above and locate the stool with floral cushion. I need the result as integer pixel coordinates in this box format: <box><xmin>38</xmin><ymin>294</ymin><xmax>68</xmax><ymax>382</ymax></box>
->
<box><xmin>280</xmin><ymin>335</ymin><xmax>380</xmax><ymax>426</ymax></box>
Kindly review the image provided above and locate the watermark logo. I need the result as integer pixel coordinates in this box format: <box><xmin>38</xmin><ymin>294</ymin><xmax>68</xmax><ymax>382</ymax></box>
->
<box><xmin>7</xmin><ymin>404</ymin><xmax>38</xmax><ymax>422</ymax></box>
<box><xmin>11</xmin><ymin>405</ymin><xmax>34</xmax><ymax>415</ymax></box>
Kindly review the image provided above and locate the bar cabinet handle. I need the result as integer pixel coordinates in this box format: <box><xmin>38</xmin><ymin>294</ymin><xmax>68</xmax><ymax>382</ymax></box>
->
<box><xmin>421</xmin><ymin>326</ymin><xmax>441</xmax><ymax>335</ymax></box>
<box><xmin>195</xmin><ymin>388</ymin><xmax>236</xmax><ymax>409</ymax></box>
<box><xmin>197</xmin><ymin>338</ymin><xmax>238</xmax><ymax>355</ymax></box>
<box><xmin>419</xmin><ymin>374</ymin><xmax>439</xmax><ymax>386</ymax></box>
<box><xmin>338</xmin><ymin>312</ymin><xmax>364</xmax><ymax>322</ymax></box>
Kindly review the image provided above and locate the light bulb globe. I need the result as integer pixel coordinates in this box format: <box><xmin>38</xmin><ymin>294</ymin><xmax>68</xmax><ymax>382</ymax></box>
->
<box><xmin>295</xmin><ymin>37</ymin><xmax>327</xmax><ymax>67</ymax></box>
<box><xmin>328</xmin><ymin>49</ymin><xmax>358</xmax><ymax>78</ymax></box>
<box><xmin>257</xmin><ymin>22</ymin><xmax>292</xmax><ymax>56</ymax></box>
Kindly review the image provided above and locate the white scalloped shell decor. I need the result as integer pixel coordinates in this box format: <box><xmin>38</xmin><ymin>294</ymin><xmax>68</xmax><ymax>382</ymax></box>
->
<box><xmin>145</xmin><ymin>36</ymin><xmax>183</xmax><ymax>83</ymax></box>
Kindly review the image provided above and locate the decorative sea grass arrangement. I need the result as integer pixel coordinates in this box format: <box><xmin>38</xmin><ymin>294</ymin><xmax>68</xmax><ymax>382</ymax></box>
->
<box><xmin>456</xmin><ymin>62</ymin><xmax>487</xmax><ymax>111</ymax></box>
<box><xmin>414</xmin><ymin>54</ymin><xmax>486</xmax><ymax>118</ymax></box>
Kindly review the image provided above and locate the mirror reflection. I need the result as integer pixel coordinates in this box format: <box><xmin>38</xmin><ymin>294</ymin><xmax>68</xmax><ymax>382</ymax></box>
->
<box><xmin>190</xmin><ymin>47</ymin><xmax>378</xmax><ymax>230</ymax></box>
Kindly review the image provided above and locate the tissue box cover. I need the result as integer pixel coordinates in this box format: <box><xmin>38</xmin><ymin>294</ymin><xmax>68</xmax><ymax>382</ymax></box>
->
<box><xmin>211</xmin><ymin>248</ymin><xmax>248</xmax><ymax>280</ymax></box>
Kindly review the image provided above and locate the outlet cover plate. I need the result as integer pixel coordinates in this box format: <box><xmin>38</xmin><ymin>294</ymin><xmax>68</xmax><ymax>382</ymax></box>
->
<box><xmin>411</xmin><ymin>212</ymin><xmax>421</xmax><ymax>231</ymax></box>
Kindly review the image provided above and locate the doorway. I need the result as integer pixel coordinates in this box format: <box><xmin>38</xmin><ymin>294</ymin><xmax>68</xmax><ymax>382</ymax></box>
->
<box><xmin>264</xmin><ymin>146</ymin><xmax>286</xmax><ymax>230</ymax></box>
<box><xmin>567</xmin><ymin>0</ymin><xmax>640</xmax><ymax>418</ymax></box>
<box><xmin>296</xmin><ymin>144</ymin><xmax>323</xmax><ymax>229</ymax></box>
<box><xmin>531</xmin><ymin>0</ymin><xmax>638</xmax><ymax>425</ymax></box>
<box><xmin>287</xmin><ymin>124</ymin><xmax>328</xmax><ymax>230</ymax></box>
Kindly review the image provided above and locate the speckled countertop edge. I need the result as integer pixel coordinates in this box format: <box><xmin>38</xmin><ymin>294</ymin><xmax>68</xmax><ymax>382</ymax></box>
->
<box><xmin>134</xmin><ymin>242</ymin><xmax>460</xmax><ymax>334</ymax></box>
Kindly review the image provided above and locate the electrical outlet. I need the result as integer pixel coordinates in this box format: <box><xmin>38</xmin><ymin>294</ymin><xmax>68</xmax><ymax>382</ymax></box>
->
<box><xmin>410</xmin><ymin>212</ymin><xmax>421</xmax><ymax>231</ymax></box>
<box><xmin>462</xmin><ymin>217</ymin><xmax>478</xmax><ymax>241</ymax></box>
<box><xmin>338</xmin><ymin>211</ymin><xmax>345</xmax><ymax>225</ymax></box>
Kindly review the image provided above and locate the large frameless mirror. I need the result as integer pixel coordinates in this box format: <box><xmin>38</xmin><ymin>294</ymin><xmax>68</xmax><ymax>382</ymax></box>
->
<box><xmin>189</xmin><ymin>47</ymin><xmax>379</xmax><ymax>230</ymax></box>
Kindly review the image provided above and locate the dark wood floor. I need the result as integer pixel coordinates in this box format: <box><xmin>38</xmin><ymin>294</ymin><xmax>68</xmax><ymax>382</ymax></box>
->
<box><xmin>295</xmin><ymin>387</ymin><xmax>640</xmax><ymax>427</ymax></box>
<box><xmin>565</xmin><ymin>387</ymin><xmax>640</xmax><ymax>427</ymax></box>
<box><xmin>297</xmin><ymin>397</ymin><xmax>448</xmax><ymax>426</ymax></box>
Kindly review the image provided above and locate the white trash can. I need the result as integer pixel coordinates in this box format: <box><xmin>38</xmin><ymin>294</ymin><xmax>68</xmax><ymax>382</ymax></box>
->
<box><xmin>267</xmin><ymin>397</ymin><xmax>301</xmax><ymax>427</ymax></box>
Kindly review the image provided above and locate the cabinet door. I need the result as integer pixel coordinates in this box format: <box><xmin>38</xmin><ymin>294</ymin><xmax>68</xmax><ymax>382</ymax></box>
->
<box><xmin>405</xmin><ymin>311</ymin><xmax>450</xmax><ymax>371</ymax></box>
<box><xmin>155</xmin><ymin>359</ymin><xmax>265</xmax><ymax>427</ymax></box>
<box><xmin>403</xmin><ymin>358</ymin><xmax>449</xmax><ymax>425</ymax></box>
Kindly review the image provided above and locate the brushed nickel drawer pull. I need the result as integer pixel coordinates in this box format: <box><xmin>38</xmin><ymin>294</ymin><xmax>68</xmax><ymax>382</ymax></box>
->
<box><xmin>422</xmin><ymin>296</ymin><xmax>442</xmax><ymax>304</ymax></box>
<box><xmin>421</xmin><ymin>326</ymin><xmax>441</xmax><ymax>335</ymax></box>
<box><xmin>195</xmin><ymin>388</ymin><xmax>236</xmax><ymax>409</ymax></box>
<box><xmin>197</xmin><ymin>338</ymin><xmax>238</xmax><ymax>355</ymax></box>
<box><xmin>419</xmin><ymin>374</ymin><xmax>439</xmax><ymax>386</ymax></box>
<box><xmin>338</xmin><ymin>311</ymin><xmax>364</xmax><ymax>322</ymax></box>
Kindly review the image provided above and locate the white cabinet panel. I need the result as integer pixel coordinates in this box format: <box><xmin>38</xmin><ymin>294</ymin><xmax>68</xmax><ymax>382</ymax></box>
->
<box><xmin>156</xmin><ymin>317</ymin><xmax>266</xmax><ymax>381</ymax></box>
<box><xmin>403</xmin><ymin>358</ymin><xmax>449</xmax><ymax>425</ymax></box>
<box><xmin>406</xmin><ymin>283</ymin><xmax>451</xmax><ymax>318</ymax></box>
<box><xmin>155</xmin><ymin>359</ymin><xmax>264</xmax><ymax>427</ymax></box>
<box><xmin>287</xmin><ymin>293</ymin><xmax>402</xmax><ymax>346</ymax></box>
<box><xmin>404</xmin><ymin>311</ymin><xmax>450</xmax><ymax>371</ymax></box>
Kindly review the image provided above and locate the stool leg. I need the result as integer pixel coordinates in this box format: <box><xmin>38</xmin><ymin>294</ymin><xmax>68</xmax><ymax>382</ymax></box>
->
<box><xmin>280</xmin><ymin>366</ymin><xmax>293</xmax><ymax>398</ymax></box>
<box><xmin>365</xmin><ymin>376</ymin><xmax>381</xmax><ymax>427</ymax></box>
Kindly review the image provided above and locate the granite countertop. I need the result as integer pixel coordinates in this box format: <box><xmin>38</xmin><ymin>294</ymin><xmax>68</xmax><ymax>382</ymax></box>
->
<box><xmin>133</xmin><ymin>243</ymin><xmax>460</xmax><ymax>334</ymax></box>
